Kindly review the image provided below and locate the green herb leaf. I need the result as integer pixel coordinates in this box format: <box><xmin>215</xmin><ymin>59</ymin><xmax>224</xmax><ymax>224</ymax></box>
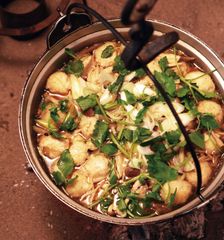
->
<box><xmin>92</xmin><ymin>120</ymin><xmax>109</xmax><ymax>148</ymax></box>
<box><xmin>121</xmin><ymin>128</ymin><xmax>133</xmax><ymax>142</ymax></box>
<box><xmin>165</xmin><ymin>130</ymin><xmax>181</xmax><ymax>145</ymax></box>
<box><xmin>108</xmin><ymin>74</ymin><xmax>125</xmax><ymax>94</ymax></box>
<box><xmin>60</xmin><ymin>115</ymin><xmax>77</xmax><ymax>132</ymax></box>
<box><xmin>57</xmin><ymin>150</ymin><xmax>75</xmax><ymax>177</ymax></box>
<box><xmin>189</xmin><ymin>131</ymin><xmax>205</xmax><ymax>149</ymax></box>
<box><xmin>101</xmin><ymin>45</ymin><xmax>114</xmax><ymax>58</ymax></box>
<box><xmin>151</xmin><ymin>143</ymin><xmax>167</xmax><ymax>153</ymax></box>
<box><xmin>52</xmin><ymin>171</ymin><xmax>65</xmax><ymax>186</ymax></box>
<box><xmin>135</xmin><ymin>106</ymin><xmax>148</xmax><ymax>124</ymax></box>
<box><xmin>59</xmin><ymin>99</ymin><xmax>69</xmax><ymax>113</ymax></box>
<box><xmin>113</xmin><ymin>56</ymin><xmax>130</xmax><ymax>76</ymax></box>
<box><xmin>168</xmin><ymin>188</ymin><xmax>177</xmax><ymax>208</ymax></box>
<box><xmin>117</xmin><ymin>198</ymin><xmax>127</xmax><ymax>211</ymax></box>
<box><xmin>64</xmin><ymin>59</ymin><xmax>84</xmax><ymax>77</ymax></box>
<box><xmin>76</xmin><ymin>94</ymin><xmax>97</xmax><ymax>111</ymax></box>
<box><xmin>182</xmin><ymin>97</ymin><xmax>199</xmax><ymax>116</ymax></box>
<box><xmin>124</xmin><ymin>90</ymin><xmax>137</xmax><ymax>105</ymax></box>
<box><xmin>158</xmin><ymin>56</ymin><xmax>169</xmax><ymax>72</ymax></box>
<box><xmin>135</xmin><ymin>68</ymin><xmax>146</xmax><ymax>78</ymax></box>
<box><xmin>49</xmin><ymin>129</ymin><xmax>63</xmax><ymax>139</ymax></box>
<box><xmin>140</xmin><ymin>136</ymin><xmax>165</xmax><ymax>147</ymax></box>
<box><xmin>50</xmin><ymin>107</ymin><xmax>60</xmax><ymax>123</ymax></box>
<box><xmin>108</xmin><ymin>158</ymin><xmax>118</xmax><ymax>185</ymax></box>
<box><xmin>200</xmin><ymin>114</ymin><xmax>219</xmax><ymax>130</ymax></box>
<box><xmin>65</xmin><ymin>48</ymin><xmax>75</xmax><ymax>58</ymax></box>
<box><xmin>101</xmin><ymin>143</ymin><xmax>118</xmax><ymax>156</ymax></box>
<box><xmin>176</xmin><ymin>86</ymin><xmax>190</xmax><ymax>98</ymax></box>
<box><xmin>40</xmin><ymin>101</ymin><xmax>47</xmax><ymax>111</ymax></box>
<box><xmin>154</xmin><ymin>71</ymin><xmax>176</xmax><ymax>97</ymax></box>
<box><xmin>147</xmin><ymin>158</ymin><xmax>178</xmax><ymax>182</ymax></box>
<box><xmin>100</xmin><ymin>198</ymin><xmax>113</xmax><ymax>212</ymax></box>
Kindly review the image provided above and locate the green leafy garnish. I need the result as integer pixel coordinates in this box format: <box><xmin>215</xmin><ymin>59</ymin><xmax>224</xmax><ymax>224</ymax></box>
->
<box><xmin>101</xmin><ymin>45</ymin><xmax>114</xmax><ymax>58</ymax></box>
<box><xmin>64</xmin><ymin>59</ymin><xmax>84</xmax><ymax>77</ymax></box>
<box><xmin>40</xmin><ymin>101</ymin><xmax>47</xmax><ymax>111</ymax></box>
<box><xmin>57</xmin><ymin>149</ymin><xmax>75</xmax><ymax>177</ymax></box>
<box><xmin>154</xmin><ymin>71</ymin><xmax>176</xmax><ymax>97</ymax></box>
<box><xmin>147</xmin><ymin>157</ymin><xmax>178</xmax><ymax>182</ymax></box>
<box><xmin>182</xmin><ymin>97</ymin><xmax>199</xmax><ymax>116</ymax></box>
<box><xmin>135</xmin><ymin>106</ymin><xmax>148</xmax><ymax>124</ymax></box>
<box><xmin>100</xmin><ymin>198</ymin><xmax>113</xmax><ymax>212</ymax></box>
<box><xmin>65</xmin><ymin>48</ymin><xmax>76</xmax><ymax>58</ymax></box>
<box><xmin>92</xmin><ymin>120</ymin><xmax>109</xmax><ymax>148</ymax></box>
<box><xmin>200</xmin><ymin>114</ymin><xmax>219</xmax><ymax>131</ymax></box>
<box><xmin>101</xmin><ymin>143</ymin><xmax>118</xmax><ymax>156</ymax></box>
<box><xmin>59</xmin><ymin>99</ymin><xmax>69</xmax><ymax>113</ymax></box>
<box><xmin>168</xmin><ymin>188</ymin><xmax>177</xmax><ymax>208</ymax></box>
<box><xmin>76</xmin><ymin>94</ymin><xmax>97</xmax><ymax>111</ymax></box>
<box><xmin>52</xmin><ymin>171</ymin><xmax>65</xmax><ymax>186</ymax></box>
<box><xmin>60</xmin><ymin>115</ymin><xmax>77</xmax><ymax>132</ymax></box>
<box><xmin>109</xmin><ymin>158</ymin><xmax>118</xmax><ymax>185</ymax></box>
<box><xmin>121</xmin><ymin>128</ymin><xmax>133</xmax><ymax>142</ymax></box>
<box><xmin>50</xmin><ymin>107</ymin><xmax>60</xmax><ymax>123</ymax></box>
<box><xmin>165</xmin><ymin>130</ymin><xmax>181</xmax><ymax>145</ymax></box>
<box><xmin>124</xmin><ymin>90</ymin><xmax>137</xmax><ymax>105</ymax></box>
<box><xmin>189</xmin><ymin>131</ymin><xmax>205</xmax><ymax>149</ymax></box>
<box><xmin>113</xmin><ymin>56</ymin><xmax>130</xmax><ymax>76</ymax></box>
<box><xmin>176</xmin><ymin>86</ymin><xmax>190</xmax><ymax>98</ymax></box>
<box><xmin>49</xmin><ymin>129</ymin><xmax>63</xmax><ymax>139</ymax></box>
<box><xmin>108</xmin><ymin>74</ymin><xmax>125</xmax><ymax>94</ymax></box>
<box><xmin>135</xmin><ymin>68</ymin><xmax>146</xmax><ymax>78</ymax></box>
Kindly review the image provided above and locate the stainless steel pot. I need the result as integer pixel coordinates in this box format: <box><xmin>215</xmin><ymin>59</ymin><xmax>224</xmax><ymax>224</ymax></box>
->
<box><xmin>19</xmin><ymin>18</ymin><xmax>224</xmax><ymax>225</ymax></box>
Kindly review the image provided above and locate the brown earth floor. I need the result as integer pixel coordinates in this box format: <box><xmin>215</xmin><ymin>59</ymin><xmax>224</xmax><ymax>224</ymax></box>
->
<box><xmin>0</xmin><ymin>0</ymin><xmax>224</xmax><ymax>240</ymax></box>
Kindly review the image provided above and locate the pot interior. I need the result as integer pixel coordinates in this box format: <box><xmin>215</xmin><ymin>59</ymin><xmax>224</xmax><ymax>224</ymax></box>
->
<box><xmin>19</xmin><ymin>19</ymin><xmax>224</xmax><ymax>225</ymax></box>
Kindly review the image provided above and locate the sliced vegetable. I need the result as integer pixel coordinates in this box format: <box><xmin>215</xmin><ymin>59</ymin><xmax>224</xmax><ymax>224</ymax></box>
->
<box><xmin>101</xmin><ymin>45</ymin><xmax>114</xmax><ymax>58</ymax></box>
<box><xmin>92</xmin><ymin>120</ymin><xmax>109</xmax><ymax>147</ymax></box>
<box><xmin>76</xmin><ymin>94</ymin><xmax>97</xmax><ymax>111</ymax></box>
<box><xmin>189</xmin><ymin>131</ymin><xmax>205</xmax><ymax>149</ymax></box>
<box><xmin>57</xmin><ymin>149</ymin><xmax>75</xmax><ymax>177</ymax></box>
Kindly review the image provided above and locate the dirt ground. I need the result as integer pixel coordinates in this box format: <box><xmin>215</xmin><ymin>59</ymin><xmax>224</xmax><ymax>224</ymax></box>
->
<box><xmin>0</xmin><ymin>0</ymin><xmax>224</xmax><ymax>239</ymax></box>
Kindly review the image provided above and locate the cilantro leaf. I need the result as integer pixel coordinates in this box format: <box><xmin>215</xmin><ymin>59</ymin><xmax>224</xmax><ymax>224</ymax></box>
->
<box><xmin>147</xmin><ymin>158</ymin><xmax>178</xmax><ymax>182</ymax></box>
<box><xmin>165</xmin><ymin>130</ymin><xmax>181</xmax><ymax>145</ymax></box>
<box><xmin>60</xmin><ymin>115</ymin><xmax>77</xmax><ymax>132</ymax></box>
<box><xmin>182</xmin><ymin>97</ymin><xmax>199</xmax><ymax>116</ymax></box>
<box><xmin>101</xmin><ymin>45</ymin><xmax>114</xmax><ymax>58</ymax></box>
<box><xmin>121</xmin><ymin>128</ymin><xmax>133</xmax><ymax>142</ymax></box>
<box><xmin>124</xmin><ymin>90</ymin><xmax>137</xmax><ymax>105</ymax></box>
<box><xmin>200</xmin><ymin>114</ymin><xmax>219</xmax><ymax>130</ymax></box>
<box><xmin>135</xmin><ymin>68</ymin><xmax>146</xmax><ymax>78</ymax></box>
<box><xmin>57</xmin><ymin>150</ymin><xmax>75</xmax><ymax>178</ymax></box>
<box><xmin>158</xmin><ymin>56</ymin><xmax>169</xmax><ymax>72</ymax></box>
<box><xmin>176</xmin><ymin>86</ymin><xmax>190</xmax><ymax>97</ymax></box>
<box><xmin>101</xmin><ymin>143</ymin><xmax>118</xmax><ymax>156</ymax></box>
<box><xmin>108</xmin><ymin>74</ymin><xmax>125</xmax><ymax>94</ymax></box>
<box><xmin>189</xmin><ymin>131</ymin><xmax>205</xmax><ymax>149</ymax></box>
<box><xmin>154</xmin><ymin>71</ymin><xmax>176</xmax><ymax>97</ymax></box>
<box><xmin>92</xmin><ymin>120</ymin><xmax>109</xmax><ymax>148</ymax></box>
<box><xmin>64</xmin><ymin>59</ymin><xmax>84</xmax><ymax>77</ymax></box>
<box><xmin>76</xmin><ymin>94</ymin><xmax>97</xmax><ymax>111</ymax></box>
<box><xmin>113</xmin><ymin>56</ymin><xmax>130</xmax><ymax>76</ymax></box>
<box><xmin>135</xmin><ymin>106</ymin><xmax>148</xmax><ymax>124</ymax></box>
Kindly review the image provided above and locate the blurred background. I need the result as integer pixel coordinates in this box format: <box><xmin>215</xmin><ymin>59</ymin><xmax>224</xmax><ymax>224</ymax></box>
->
<box><xmin>0</xmin><ymin>0</ymin><xmax>223</xmax><ymax>239</ymax></box>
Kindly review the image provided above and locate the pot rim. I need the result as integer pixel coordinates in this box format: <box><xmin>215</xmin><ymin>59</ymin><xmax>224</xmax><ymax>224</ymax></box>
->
<box><xmin>19</xmin><ymin>18</ymin><xmax>224</xmax><ymax>225</ymax></box>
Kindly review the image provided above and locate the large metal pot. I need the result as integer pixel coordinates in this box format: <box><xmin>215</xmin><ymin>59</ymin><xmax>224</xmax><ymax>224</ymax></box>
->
<box><xmin>19</xmin><ymin>19</ymin><xmax>224</xmax><ymax>225</ymax></box>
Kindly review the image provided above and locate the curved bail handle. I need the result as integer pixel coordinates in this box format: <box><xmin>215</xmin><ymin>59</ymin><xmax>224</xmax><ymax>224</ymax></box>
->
<box><xmin>47</xmin><ymin>1</ymin><xmax>92</xmax><ymax>49</ymax></box>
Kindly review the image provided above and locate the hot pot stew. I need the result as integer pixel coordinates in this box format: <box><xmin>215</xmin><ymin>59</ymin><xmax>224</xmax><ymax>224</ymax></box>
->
<box><xmin>34</xmin><ymin>41</ymin><xmax>224</xmax><ymax>218</ymax></box>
